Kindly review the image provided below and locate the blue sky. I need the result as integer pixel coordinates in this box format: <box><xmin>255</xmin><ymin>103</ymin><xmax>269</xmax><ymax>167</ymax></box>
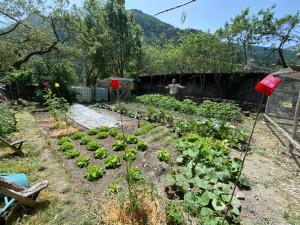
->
<box><xmin>72</xmin><ymin>0</ymin><xmax>300</xmax><ymax>32</ymax></box>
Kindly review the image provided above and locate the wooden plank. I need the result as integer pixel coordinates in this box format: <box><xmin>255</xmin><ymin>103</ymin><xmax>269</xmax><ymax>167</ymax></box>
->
<box><xmin>0</xmin><ymin>136</ymin><xmax>23</xmax><ymax>154</ymax></box>
<box><xmin>0</xmin><ymin>187</ymin><xmax>37</xmax><ymax>207</ymax></box>
<box><xmin>21</xmin><ymin>181</ymin><xmax>48</xmax><ymax>197</ymax></box>
<box><xmin>11</xmin><ymin>139</ymin><xmax>26</xmax><ymax>146</ymax></box>
<box><xmin>0</xmin><ymin>177</ymin><xmax>25</xmax><ymax>191</ymax></box>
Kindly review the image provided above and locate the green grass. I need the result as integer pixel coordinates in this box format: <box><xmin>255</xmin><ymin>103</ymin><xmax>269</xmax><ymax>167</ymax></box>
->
<box><xmin>134</xmin><ymin>122</ymin><xmax>157</xmax><ymax>136</ymax></box>
<box><xmin>150</xmin><ymin>130</ymin><xmax>170</xmax><ymax>143</ymax></box>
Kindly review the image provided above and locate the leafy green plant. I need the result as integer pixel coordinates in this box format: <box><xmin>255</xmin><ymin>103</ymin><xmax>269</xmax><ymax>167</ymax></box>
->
<box><xmin>65</xmin><ymin>149</ymin><xmax>80</xmax><ymax>159</ymax></box>
<box><xmin>88</xmin><ymin>128</ymin><xmax>99</xmax><ymax>135</ymax></box>
<box><xmin>165</xmin><ymin>201</ymin><xmax>185</xmax><ymax>225</ymax></box>
<box><xmin>123</xmin><ymin>148</ymin><xmax>138</xmax><ymax>162</ymax></box>
<box><xmin>0</xmin><ymin>101</ymin><xmax>16</xmax><ymax>137</ymax></box>
<box><xmin>108</xmin><ymin>182</ymin><xmax>121</xmax><ymax>194</ymax></box>
<box><xmin>59</xmin><ymin>142</ymin><xmax>73</xmax><ymax>152</ymax></box>
<box><xmin>126</xmin><ymin>135</ymin><xmax>138</xmax><ymax>144</ymax></box>
<box><xmin>86</xmin><ymin>141</ymin><xmax>101</xmax><ymax>151</ymax></box>
<box><xmin>76</xmin><ymin>156</ymin><xmax>90</xmax><ymax>168</ymax></box>
<box><xmin>94</xmin><ymin>147</ymin><xmax>108</xmax><ymax>159</ymax></box>
<box><xmin>72</xmin><ymin>131</ymin><xmax>85</xmax><ymax>140</ymax></box>
<box><xmin>98</xmin><ymin>126</ymin><xmax>109</xmax><ymax>132</ymax></box>
<box><xmin>137</xmin><ymin>141</ymin><xmax>148</xmax><ymax>151</ymax></box>
<box><xmin>112</xmin><ymin>140</ymin><xmax>126</xmax><ymax>151</ymax></box>
<box><xmin>104</xmin><ymin>155</ymin><xmax>121</xmax><ymax>169</ymax></box>
<box><xmin>96</xmin><ymin>131</ymin><xmax>109</xmax><ymax>139</ymax></box>
<box><xmin>109</xmin><ymin>127</ymin><xmax>119</xmax><ymax>137</ymax></box>
<box><xmin>86</xmin><ymin>165</ymin><xmax>105</xmax><ymax>181</ymax></box>
<box><xmin>115</xmin><ymin>132</ymin><xmax>126</xmax><ymax>141</ymax></box>
<box><xmin>157</xmin><ymin>149</ymin><xmax>172</xmax><ymax>164</ymax></box>
<box><xmin>127</xmin><ymin>167</ymin><xmax>143</xmax><ymax>182</ymax></box>
<box><xmin>80</xmin><ymin>135</ymin><xmax>93</xmax><ymax>145</ymax></box>
<box><xmin>58</xmin><ymin>136</ymin><xmax>72</xmax><ymax>145</ymax></box>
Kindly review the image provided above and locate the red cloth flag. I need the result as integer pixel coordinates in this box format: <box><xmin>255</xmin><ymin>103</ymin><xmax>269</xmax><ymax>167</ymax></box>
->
<box><xmin>111</xmin><ymin>79</ymin><xmax>120</xmax><ymax>89</ymax></box>
<box><xmin>255</xmin><ymin>74</ymin><xmax>281</xmax><ymax>96</ymax></box>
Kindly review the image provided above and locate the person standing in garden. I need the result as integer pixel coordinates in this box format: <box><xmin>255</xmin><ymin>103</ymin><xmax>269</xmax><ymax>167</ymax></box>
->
<box><xmin>166</xmin><ymin>79</ymin><xmax>185</xmax><ymax>98</ymax></box>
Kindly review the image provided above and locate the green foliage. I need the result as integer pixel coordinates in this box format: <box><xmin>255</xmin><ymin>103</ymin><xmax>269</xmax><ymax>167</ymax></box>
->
<box><xmin>96</xmin><ymin>131</ymin><xmax>109</xmax><ymax>139</ymax></box>
<box><xmin>65</xmin><ymin>149</ymin><xmax>80</xmax><ymax>159</ymax></box>
<box><xmin>86</xmin><ymin>165</ymin><xmax>105</xmax><ymax>181</ymax></box>
<box><xmin>126</xmin><ymin>135</ymin><xmax>138</xmax><ymax>144</ymax></box>
<box><xmin>88</xmin><ymin>128</ymin><xmax>99</xmax><ymax>135</ymax></box>
<box><xmin>123</xmin><ymin>148</ymin><xmax>138</xmax><ymax>162</ymax></box>
<box><xmin>115</xmin><ymin>132</ymin><xmax>126</xmax><ymax>141</ymax></box>
<box><xmin>108</xmin><ymin>182</ymin><xmax>121</xmax><ymax>194</ymax></box>
<box><xmin>5</xmin><ymin>69</ymin><xmax>33</xmax><ymax>85</ymax></box>
<box><xmin>94</xmin><ymin>147</ymin><xmax>108</xmax><ymax>159</ymax></box>
<box><xmin>98</xmin><ymin>126</ymin><xmax>110</xmax><ymax>132</ymax></box>
<box><xmin>165</xmin><ymin>201</ymin><xmax>185</xmax><ymax>225</ymax></box>
<box><xmin>104</xmin><ymin>155</ymin><xmax>121</xmax><ymax>169</ymax></box>
<box><xmin>86</xmin><ymin>141</ymin><xmax>101</xmax><ymax>151</ymax></box>
<box><xmin>127</xmin><ymin>167</ymin><xmax>143</xmax><ymax>182</ymax></box>
<box><xmin>76</xmin><ymin>156</ymin><xmax>90</xmax><ymax>168</ymax></box>
<box><xmin>109</xmin><ymin>127</ymin><xmax>119</xmax><ymax>137</ymax></box>
<box><xmin>58</xmin><ymin>142</ymin><xmax>73</xmax><ymax>152</ymax></box>
<box><xmin>157</xmin><ymin>149</ymin><xmax>172</xmax><ymax>164</ymax></box>
<box><xmin>58</xmin><ymin>136</ymin><xmax>72</xmax><ymax>145</ymax></box>
<box><xmin>134</xmin><ymin>122</ymin><xmax>157</xmax><ymax>136</ymax></box>
<box><xmin>0</xmin><ymin>102</ymin><xmax>16</xmax><ymax>137</ymax></box>
<box><xmin>137</xmin><ymin>141</ymin><xmax>148</xmax><ymax>151</ymax></box>
<box><xmin>80</xmin><ymin>135</ymin><xmax>93</xmax><ymax>145</ymax></box>
<box><xmin>112</xmin><ymin>140</ymin><xmax>126</xmax><ymax>151</ymax></box>
<box><xmin>72</xmin><ymin>132</ymin><xmax>85</xmax><ymax>140</ymax></box>
<box><xmin>43</xmin><ymin>89</ymin><xmax>69</xmax><ymax>115</ymax></box>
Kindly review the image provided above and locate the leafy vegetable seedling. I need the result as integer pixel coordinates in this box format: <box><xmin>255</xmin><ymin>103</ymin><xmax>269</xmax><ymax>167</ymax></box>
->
<box><xmin>86</xmin><ymin>141</ymin><xmax>101</xmax><ymax>151</ymax></box>
<box><xmin>65</xmin><ymin>149</ymin><xmax>80</xmax><ymax>159</ymax></box>
<box><xmin>98</xmin><ymin>126</ymin><xmax>109</xmax><ymax>132</ymax></box>
<box><xmin>58</xmin><ymin>136</ymin><xmax>72</xmax><ymax>145</ymax></box>
<box><xmin>109</xmin><ymin>127</ymin><xmax>119</xmax><ymax>137</ymax></box>
<box><xmin>123</xmin><ymin>148</ymin><xmax>138</xmax><ymax>162</ymax></box>
<box><xmin>157</xmin><ymin>149</ymin><xmax>172</xmax><ymax>164</ymax></box>
<box><xmin>108</xmin><ymin>183</ymin><xmax>121</xmax><ymax>194</ymax></box>
<box><xmin>112</xmin><ymin>140</ymin><xmax>126</xmax><ymax>151</ymax></box>
<box><xmin>126</xmin><ymin>135</ymin><xmax>138</xmax><ymax>144</ymax></box>
<box><xmin>94</xmin><ymin>147</ymin><xmax>108</xmax><ymax>159</ymax></box>
<box><xmin>80</xmin><ymin>135</ymin><xmax>93</xmax><ymax>145</ymax></box>
<box><xmin>72</xmin><ymin>131</ymin><xmax>85</xmax><ymax>140</ymax></box>
<box><xmin>86</xmin><ymin>165</ymin><xmax>105</xmax><ymax>181</ymax></box>
<box><xmin>115</xmin><ymin>132</ymin><xmax>126</xmax><ymax>141</ymax></box>
<box><xmin>105</xmin><ymin>155</ymin><xmax>121</xmax><ymax>169</ymax></box>
<box><xmin>127</xmin><ymin>167</ymin><xmax>143</xmax><ymax>182</ymax></box>
<box><xmin>59</xmin><ymin>142</ymin><xmax>73</xmax><ymax>152</ymax></box>
<box><xmin>137</xmin><ymin>141</ymin><xmax>148</xmax><ymax>151</ymax></box>
<box><xmin>96</xmin><ymin>131</ymin><xmax>109</xmax><ymax>139</ymax></box>
<box><xmin>88</xmin><ymin>128</ymin><xmax>98</xmax><ymax>135</ymax></box>
<box><xmin>76</xmin><ymin>156</ymin><xmax>90</xmax><ymax>168</ymax></box>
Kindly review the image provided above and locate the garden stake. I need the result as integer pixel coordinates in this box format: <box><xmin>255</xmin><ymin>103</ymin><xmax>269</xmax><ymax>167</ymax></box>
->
<box><xmin>222</xmin><ymin>95</ymin><xmax>264</xmax><ymax>225</ymax></box>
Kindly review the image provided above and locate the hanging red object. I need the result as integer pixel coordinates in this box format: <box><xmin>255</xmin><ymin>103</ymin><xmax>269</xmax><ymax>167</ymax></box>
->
<box><xmin>255</xmin><ymin>74</ymin><xmax>281</xmax><ymax>96</ymax></box>
<box><xmin>111</xmin><ymin>79</ymin><xmax>120</xmax><ymax>89</ymax></box>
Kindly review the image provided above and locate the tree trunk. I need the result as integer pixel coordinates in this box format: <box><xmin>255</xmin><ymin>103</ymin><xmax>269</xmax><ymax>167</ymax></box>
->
<box><xmin>278</xmin><ymin>48</ymin><xmax>288</xmax><ymax>68</ymax></box>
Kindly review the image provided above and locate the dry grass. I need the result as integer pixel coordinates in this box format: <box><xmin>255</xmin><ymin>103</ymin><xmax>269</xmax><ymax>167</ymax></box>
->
<box><xmin>102</xmin><ymin>194</ymin><xmax>166</xmax><ymax>225</ymax></box>
<box><xmin>49</xmin><ymin>127</ymin><xmax>78</xmax><ymax>138</ymax></box>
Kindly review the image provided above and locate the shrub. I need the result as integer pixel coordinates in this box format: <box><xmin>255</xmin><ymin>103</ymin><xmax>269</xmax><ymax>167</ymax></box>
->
<box><xmin>76</xmin><ymin>156</ymin><xmax>90</xmax><ymax>168</ymax></box>
<box><xmin>123</xmin><ymin>148</ymin><xmax>138</xmax><ymax>162</ymax></box>
<box><xmin>88</xmin><ymin>128</ymin><xmax>98</xmax><ymax>135</ymax></box>
<box><xmin>59</xmin><ymin>142</ymin><xmax>73</xmax><ymax>152</ymax></box>
<box><xmin>109</xmin><ymin>127</ymin><xmax>119</xmax><ymax>137</ymax></box>
<box><xmin>112</xmin><ymin>140</ymin><xmax>126</xmax><ymax>151</ymax></box>
<box><xmin>126</xmin><ymin>135</ymin><xmax>138</xmax><ymax>144</ymax></box>
<box><xmin>108</xmin><ymin>183</ymin><xmax>121</xmax><ymax>194</ymax></box>
<box><xmin>65</xmin><ymin>149</ymin><xmax>80</xmax><ymax>159</ymax></box>
<box><xmin>58</xmin><ymin>136</ymin><xmax>72</xmax><ymax>145</ymax></box>
<box><xmin>86</xmin><ymin>165</ymin><xmax>105</xmax><ymax>181</ymax></box>
<box><xmin>137</xmin><ymin>141</ymin><xmax>148</xmax><ymax>151</ymax></box>
<box><xmin>86</xmin><ymin>141</ymin><xmax>101</xmax><ymax>151</ymax></box>
<box><xmin>127</xmin><ymin>167</ymin><xmax>143</xmax><ymax>182</ymax></box>
<box><xmin>94</xmin><ymin>147</ymin><xmax>108</xmax><ymax>159</ymax></box>
<box><xmin>98</xmin><ymin>126</ymin><xmax>109</xmax><ymax>132</ymax></box>
<box><xmin>0</xmin><ymin>102</ymin><xmax>16</xmax><ymax>137</ymax></box>
<box><xmin>96</xmin><ymin>131</ymin><xmax>109</xmax><ymax>139</ymax></box>
<box><xmin>80</xmin><ymin>135</ymin><xmax>92</xmax><ymax>145</ymax></box>
<box><xmin>157</xmin><ymin>149</ymin><xmax>172</xmax><ymax>164</ymax></box>
<box><xmin>105</xmin><ymin>155</ymin><xmax>121</xmax><ymax>169</ymax></box>
<box><xmin>73</xmin><ymin>131</ymin><xmax>85</xmax><ymax>140</ymax></box>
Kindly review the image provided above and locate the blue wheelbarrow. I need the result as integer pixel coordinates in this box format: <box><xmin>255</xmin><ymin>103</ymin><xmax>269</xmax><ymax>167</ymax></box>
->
<box><xmin>0</xmin><ymin>173</ymin><xmax>29</xmax><ymax>225</ymax></box>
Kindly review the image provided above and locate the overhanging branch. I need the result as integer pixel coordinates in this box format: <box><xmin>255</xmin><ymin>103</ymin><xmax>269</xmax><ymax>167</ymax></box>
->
<box><xmin>154</xmin><ymin>0</ymin><xmax>197</xmax><ymax>16</ymax></box>
<box><xmin>0</xmin><ymin>21</ymin><xmax>20</xmax><ymax>36</ymax></box>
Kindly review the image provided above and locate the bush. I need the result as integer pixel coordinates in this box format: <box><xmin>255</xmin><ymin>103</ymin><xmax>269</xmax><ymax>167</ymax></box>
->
<box><xmin>58</xmin><ymin>136</ymin><xmax>72</xmax><ymax>145</ymax></box>
<box><xmin>126</xmin><ymin>135</ymin><xmax>138</xmax><ymax>144</ymax></box>
<box><xmin>73</xmin><ymin>132</ymin><xmax>85</xmax><ymax>140</ymax></box>
<box><xmin>96</xmin><ymin>131</ymin><xmax>109</xmax><ymax>139</ymax></box>
<box><xmin>98</xmin><ymin>126</ymin><xmax>109</xmax><ymax>132</ymax></box>
<box><xmin>76</xmin><ymin>156</ymin><xmax>90</xmax><ymax>168</ymax></box>
<box><xmin>112</xmin><ymin>140</ymin><xmax>126</xmax><ymax>151</ymax></box>
<box><xmin>65</xmin><ymin>149</ymin><xmax>80</xmax><ymax>159</ymax></box>
<box><xmin>86</xmin><ymin>165</ymin><xmax>105</xmax><ymax>181</ymax></box>
<box><xmin>137</xmin><ymin>141</ymin><xmax>148</xmax><ymax>151</ymax></box>
<box><xmin>88</xmin><ymin>128</ymin><xmax>99</xmax><ymax>135</ymax></box>
<box><xmin>86</xmin><ymin>141</ymin><xmax>101</xmax><ymax>151</ymax></box>
<box><xmin>59</xmin><ymin>142</ymin><xmax>73</xmax><ymax>152</ymax></box>
<box><xmin>80</xmin><ymin>135</ymin><xmax>93</xmax><ymax>145</ymax></box>
<box><xmin>109</xmin><ymin>127</ymin><xmax>119</xmax><ymax>137</ymax></box>
<box><xmin>105</xmin><ymin>155</ymin><xmax>121</xmax><ymax>169</ymax></box>
<box><xmin>157</xmin><ymin>149</ymin><xmax>172</xmax><ymax>164</ymax></box>
<box><xmin>123</xmin><ymin>148</ymin><xmax>138</xmax><ymax>162</ymax></box>
<box><xmin>94</xmin><ymin>147</ymin><xmax>108</xmax><ymax>159</ymax></box>
<box><xmin>0</xmin><ymin>102</ymin><xmax>16</xmax><ymax>137</ymax></box>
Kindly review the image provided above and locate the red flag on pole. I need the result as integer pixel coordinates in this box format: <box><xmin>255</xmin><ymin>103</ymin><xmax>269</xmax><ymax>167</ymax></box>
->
<box><xmin>255</xmin><ymin>74</ymin><xmax>281</xmax><ymax>96</ymax></box>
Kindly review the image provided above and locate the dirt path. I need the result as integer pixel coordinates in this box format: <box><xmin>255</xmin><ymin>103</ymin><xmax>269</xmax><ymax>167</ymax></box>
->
<box><xmin>239</xmin><ymin>117</ymin><xmax>300</xmax><ymax>225</ymax></box>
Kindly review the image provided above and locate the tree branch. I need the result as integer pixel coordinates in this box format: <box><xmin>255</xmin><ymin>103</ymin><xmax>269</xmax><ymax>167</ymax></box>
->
<box><xmin>0</xmin><ymin>21</ymin><xmax>20</xmax><ymax>36</ymax></box>
<box><xmin>154</xmin><ymin>0</ymin><xmax>197</xmax><ymax>16</ymax></box>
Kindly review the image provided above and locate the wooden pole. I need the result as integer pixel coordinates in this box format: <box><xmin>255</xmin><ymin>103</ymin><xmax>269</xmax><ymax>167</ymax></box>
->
<box><xmin>292</xmin><ymin>90</ymin><xmax>300</xmax><ymax>140</ymax></box>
